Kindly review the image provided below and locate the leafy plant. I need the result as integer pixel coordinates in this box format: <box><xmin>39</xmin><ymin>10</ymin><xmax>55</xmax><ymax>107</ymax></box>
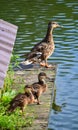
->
<box><xmin>1</xmin><ymin>90</ymin><xmax>16</xmax><ymax>105</ymax></box>
<box><xmin>0</xmin><ymin>54</ymin><xmax>35</xmax><ymax>130</ymax></box>
<box><xmin>0</xmin><ymin>101</ymin><xmax>35</xmax><ymax>130</ymax></box>
<box><xmin>0</xmin><ymin>107</ymin><xmax>34</xmax><ymax>130</ymax></box>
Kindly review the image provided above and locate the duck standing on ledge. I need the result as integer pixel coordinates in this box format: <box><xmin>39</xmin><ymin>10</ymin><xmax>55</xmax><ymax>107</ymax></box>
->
<box><xmin>22</xmin><ymin>21</ymin><xmax>62</xmax><ymax>68</ymax></box>
<box><xmin>24</xmin><ymin>72</ymin><xmax>50</xmax><ymax>105</ymax></box>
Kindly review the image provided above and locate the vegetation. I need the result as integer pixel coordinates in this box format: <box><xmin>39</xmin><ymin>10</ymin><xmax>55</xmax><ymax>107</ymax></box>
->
<box><xmin>0</xmin><ymin>54</ymin><xmax>35</xmax><ymax>130</ymax></box>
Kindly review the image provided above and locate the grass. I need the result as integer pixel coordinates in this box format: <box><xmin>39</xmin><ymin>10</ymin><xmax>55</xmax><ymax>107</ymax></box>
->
<box><xmin>0</xmin><ymin>107</ymin><xmax>35</xmax><ymax>130</ymax></box>
<box><xmin>0</xmin><ymin>54</ymin><xmax>35</xmax><ymax>130</ymax></box>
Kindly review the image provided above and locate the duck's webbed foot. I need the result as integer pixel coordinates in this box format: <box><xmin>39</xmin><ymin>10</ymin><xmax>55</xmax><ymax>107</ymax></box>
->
<box><xmin>45</xmin><ymin>63</ymin><xmax>52</xmax><ymax>68</ymax></box>
<box><xmin>40</xmin><ymin>62</ymin><xmax>52</xmax><ymax>68</ymax></box>
<box><xmin>37</xmin><ymin>102</ymin><xmax>41</xmax><ymax>105</ymax></box>
<box><xmin>37</xmin><ymin>98</ymin><xmax>41</xmax><ymax>105</ymax></box>
<box><xmin>37</xmin><ymin>101</ymin><xmax>43</xmax><ymax>105</ymax></box>
<box><xmin>40</xmin><ymin>62</ymin><xmax>46</xmax><ymax>67</ymax></box>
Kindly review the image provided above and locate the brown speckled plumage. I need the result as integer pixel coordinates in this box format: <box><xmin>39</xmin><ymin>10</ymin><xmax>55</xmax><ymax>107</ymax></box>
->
<box><xmin>23</xmin><ymin>21</ymin><xmax>62</xmax><ymax>67</ymax></box>
<box><xmin>7</xmin><ymin>89</ymin><xmax>36</xmax><ymax>113</ymax></box>
<box><xmin>24</xmin><ymin>72</ymin><xmax>49</xmax><ymax>105</ymax></box>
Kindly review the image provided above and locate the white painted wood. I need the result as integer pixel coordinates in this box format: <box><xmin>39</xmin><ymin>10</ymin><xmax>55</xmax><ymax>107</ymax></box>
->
<box><xmin>0</xmin><ymin>19</ymin><xmax>18</xmax><ymax>88</ymax></box>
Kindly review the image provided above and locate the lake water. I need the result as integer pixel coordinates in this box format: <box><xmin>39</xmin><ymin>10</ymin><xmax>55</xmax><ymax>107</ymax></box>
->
<box><xmin>0</xmin><ymin>0</ymin><xmax>78</xmax><ymax>130</ymax></box>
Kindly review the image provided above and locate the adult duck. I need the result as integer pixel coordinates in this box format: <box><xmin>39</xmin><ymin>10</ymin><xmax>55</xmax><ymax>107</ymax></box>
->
<box><xmin>22</xmin><ymin>21</ymin><xmax>62</xmax><ymax>67</ymax></box>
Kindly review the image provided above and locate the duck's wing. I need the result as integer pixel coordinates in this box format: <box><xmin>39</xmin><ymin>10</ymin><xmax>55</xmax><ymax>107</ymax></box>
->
<box><xmin>10</xmin><ymin>93</ymin><xmax>26</xmax><ymax>105</ymax></box>
<box><xmin>31</xmin><ymin>41</ymin><xmax>48</xmax><ymax>52</ymax></box>
<box><xmin>32</xmin><ymin>83</ymin><xmax>41</xmax><ymax>90</ymax></box>
<box><xmin>26</xmin><ymin>42</ymin><xmax>48</xmax><ymax>60</ymax></box>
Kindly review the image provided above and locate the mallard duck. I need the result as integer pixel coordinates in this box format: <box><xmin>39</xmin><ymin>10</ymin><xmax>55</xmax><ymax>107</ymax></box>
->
<box><xmin>24</xmin><ymin>72</ymin><xmax>49</xmax><ymax>105</ymax></box>
<box><xmin>22</xmin><ymin>21</ymin><xmax>62</xmax><ymax>67</ymax></box>
<box><xmin>7</xmin><ymin>88</ymin><xmax>36</xmax><ymax>113</ymax></box>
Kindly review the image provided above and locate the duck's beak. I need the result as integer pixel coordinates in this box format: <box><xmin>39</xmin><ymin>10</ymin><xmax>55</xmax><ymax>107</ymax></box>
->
<box><xmin>56</xmin><ymin>22</ymin><xmax>63</xmax><ymax>28</ymax></box>
<box><xmin>58</xmin><ymin>24</ymin><xmax>63</xmax><ymax>28</ymax></box>
<box><xmin>60</xmin><ymin>25</ymin><xmax>63</xmax><ymax>28</ymax></box>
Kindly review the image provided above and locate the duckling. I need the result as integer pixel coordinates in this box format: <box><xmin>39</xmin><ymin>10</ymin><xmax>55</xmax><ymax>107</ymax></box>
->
<box><xmin>7</xmin><ymin>88</ymin><xmax>36</xmax><ymax>113</ymax></box>
<box><xmin>22</xmin><ymin>21</ymin><xmax>62</xmax><ymax>68</ymax></box>
<box><xmin>24</xmin><ymin>72</ymin><xmax>49</xmax><ymax>105</ymax></box>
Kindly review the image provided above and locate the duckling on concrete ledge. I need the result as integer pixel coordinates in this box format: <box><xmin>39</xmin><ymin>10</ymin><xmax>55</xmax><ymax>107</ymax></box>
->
<box><xmin>7</xmin><ymin>87</ymin><xmax>36</xmax><ymax>113</ymax></box>
<box><xmin>22</xmin><ymin>21</ymin><xmax>63</xmax><ymax>68</ymax></box>
<box><xmin>24</xmin><ymin>72</ymin><xmax>50</xmax><ymax>105</ymax></box>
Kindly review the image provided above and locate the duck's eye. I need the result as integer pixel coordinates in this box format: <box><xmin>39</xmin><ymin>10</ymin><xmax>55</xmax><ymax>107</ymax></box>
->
<box><xmin>52</xmin><ymin>22</ymin><xmax>56</xmax><ymax>24</ymax></box>
<box><xmin>52</xmin><ymin>22</ymin><xmax>55</xmax><ymax>24</ymax></box>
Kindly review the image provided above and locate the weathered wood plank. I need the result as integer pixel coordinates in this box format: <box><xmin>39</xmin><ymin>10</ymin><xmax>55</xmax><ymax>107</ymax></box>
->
<box><xmin>15</xmin><ymin>63</ymin><xmax>57</xmax><ymax>130</ymax></box>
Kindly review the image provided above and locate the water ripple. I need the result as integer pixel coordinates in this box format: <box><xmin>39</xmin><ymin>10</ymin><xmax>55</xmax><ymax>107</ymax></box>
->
<box><xmin>0</xmin><ymin>0</ymin><xmax>78</xmax><ymax>130</ymax></box>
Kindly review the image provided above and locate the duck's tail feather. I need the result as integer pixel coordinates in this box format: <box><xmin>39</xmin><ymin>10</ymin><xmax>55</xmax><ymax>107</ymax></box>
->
<box><xmin>7</xmin><ymin>101</ymin><xmax>20</xmax><ymax>113</ymax></box>
<box><xmin>21</xmin><ymin>51</ymin><xmax>42</xmax><ymax>65</ymax></box>
<box><xmin>21</xmin><ymin>60</ymin><xmax>33</xmax><ymax>65</ymax></box>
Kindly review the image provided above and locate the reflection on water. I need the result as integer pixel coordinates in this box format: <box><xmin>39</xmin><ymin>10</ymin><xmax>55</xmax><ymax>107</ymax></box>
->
<box><xmin>52</xmin><ymin>87</ymin><xmax>66</xmax><ymax>113</ymax></box>
<box><xmin>0</xmin><ymin>0</ymin><xmax>78</xmax><ymax>130</ymax></box>
<box><xmin>52</xmin><ymin>89</ymin><xmax>62</xmax><ymax>113</ymax></box>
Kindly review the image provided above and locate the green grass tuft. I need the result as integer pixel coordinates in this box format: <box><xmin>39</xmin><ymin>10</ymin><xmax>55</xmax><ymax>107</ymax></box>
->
<box><xmin>0</xmin><ymin>54</ymin><xmax>35</xmax><ymax>130</ymax></box>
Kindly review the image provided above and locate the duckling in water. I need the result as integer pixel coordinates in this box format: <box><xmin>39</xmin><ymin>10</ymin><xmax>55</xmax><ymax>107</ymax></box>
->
<box><xmin>7</xmin><ymin>87</ymin><xmax>36</xmax><ymax>113</ymax></box>
<box><xmin>24</xmin><ymin>72</ymin><xmax>49</xmax><ymax>105</ymax></box>
<box><xmin>22</xmin><ymin>21</ymin><xmax>62</xmax><ymax>68</ymax></box>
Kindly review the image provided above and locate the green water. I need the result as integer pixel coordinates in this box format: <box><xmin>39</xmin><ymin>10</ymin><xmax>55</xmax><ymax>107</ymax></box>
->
<box><xmin>0</xmin><ymin>0</ymin><xmax>78</xmax><ymax>130</ymax></box>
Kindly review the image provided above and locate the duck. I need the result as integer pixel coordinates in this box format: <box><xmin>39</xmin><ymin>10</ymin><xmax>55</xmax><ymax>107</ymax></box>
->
<box><xmin>24</xmin><ymin>72</ymin><xmax>50</xmax><ymax>105</ymax></box>
<box><xmin>22</xmin><ymin>21</ymin><xmax>62</xmax><ymax>68</ymax></box>
<box><xmin>7</xmin><ymin>87</ymin><xmax>36</xmax><ymax>113</ymax></box>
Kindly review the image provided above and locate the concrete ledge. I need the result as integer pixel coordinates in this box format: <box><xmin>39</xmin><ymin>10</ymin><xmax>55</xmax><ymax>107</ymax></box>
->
<box><xmin>14</xmin><ymin>63</ymin><xmax>57</xmax><ymax>130</ymax></box>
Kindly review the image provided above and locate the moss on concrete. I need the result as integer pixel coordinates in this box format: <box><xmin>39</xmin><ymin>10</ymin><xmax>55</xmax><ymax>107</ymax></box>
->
<box><xmin>14</xmin><ymin>64</ymin><xmax>57</xmax><ymax>130</ymax></box>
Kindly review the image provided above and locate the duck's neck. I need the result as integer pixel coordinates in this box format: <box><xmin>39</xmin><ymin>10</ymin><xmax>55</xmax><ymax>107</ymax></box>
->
<box><xmin>44</xmin><ymin>27</ymin><xmax>54</xmax><ymax>43</ymax></box>
<box><xmin>39</xmin><ymin>79</ymin><xmax>45</xmax><ymax>85</ymax></box>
